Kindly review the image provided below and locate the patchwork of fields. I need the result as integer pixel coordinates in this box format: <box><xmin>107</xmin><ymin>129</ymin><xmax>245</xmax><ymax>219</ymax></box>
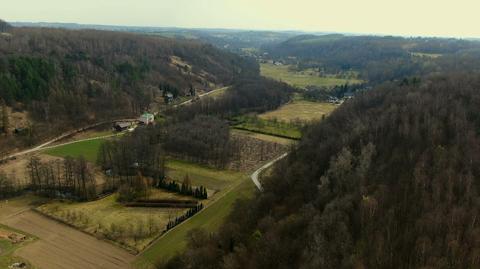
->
<box><xmin>260</xmin><ymin>63</ymin><xmax>361</xmax><ymax>88</ymax></box>
<box><xmin>0</xmin><ymin>98</ymin><xmax>302</xmax><ymax>269</ymax></box>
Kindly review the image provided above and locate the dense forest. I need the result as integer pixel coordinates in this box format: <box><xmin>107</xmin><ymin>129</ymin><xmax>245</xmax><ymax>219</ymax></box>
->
<box><xmin>0</xmin><ymin>19</ymin><xmax>11</xmax><ymax>33</ymax></box>
<box><xmin>264</xmin><ymin>34</ymin><xmax>480</xmax><ymax>83</ymax></box>
<box><xmin>164</xmin><ymin>73</ymin><xmax>480</xmax><ymax>269</ymax></box>
<box><xmin>169</xmin><ymin>77</ymin><xmax>293</xmax><ymax>121</ymax></box>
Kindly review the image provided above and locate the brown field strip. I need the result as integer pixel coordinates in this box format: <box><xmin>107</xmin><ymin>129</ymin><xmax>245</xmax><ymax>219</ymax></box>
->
<box><xmin>1</xmin><ymin>210</ymin><xmax>135</xmax><ymax>269</ymax></box>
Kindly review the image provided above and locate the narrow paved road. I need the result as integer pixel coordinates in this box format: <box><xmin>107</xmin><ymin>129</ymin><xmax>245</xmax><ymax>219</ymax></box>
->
<box><xmin>1</xmin><ymin>119</ymin><xmax>136</xmax><ymax>162</ymax></box>
<box><xmin>250</xmin><ymin>153</ymin><xmax>288</xmax><ymax>191</ymax></box>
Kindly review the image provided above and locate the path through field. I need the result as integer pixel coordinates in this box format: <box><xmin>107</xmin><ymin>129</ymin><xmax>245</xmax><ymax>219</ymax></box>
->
<box><xmin>1</xmin><ymin>210</ymin><xmax>135</xmax><ymax>269</ymax></box>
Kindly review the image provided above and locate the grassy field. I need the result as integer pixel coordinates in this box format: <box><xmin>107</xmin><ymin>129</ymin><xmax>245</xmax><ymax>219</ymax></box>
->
<box><xmin>37</xmin><ymin>193</ymin><xmax>187</xmax><ymax>252</ymax></box>
<box><xmin>44</xmin><ymin>138</ymin><xmax>107</xmax><ymax>163</ymax></box>
<box><xmin>233</xmin><ymin>115</ymin><xmax>302</xmax><ymax>139</ymax></box>
<box><xmin>260</xmin><ymin>63</ymin><xmax>361</xmax><ymax>88</ymax></box>
<box><xmin>166</xmin><ymin>159</ymin><xmax>245</xmax><ymax>191</ymax></box>
<box><xmin>259</xmin><ymin>100</ymin><xmax>337</xmax><ymax>122</ymax></box>
<box><xmin>0</xmin><ymin>224</ymin><xmax>36</xmax><ymax>269</ymax></box>
<box><xmin>135</xmin><ymin>178</ymin><xmax>256</xmax><ymax>268</ymax></box>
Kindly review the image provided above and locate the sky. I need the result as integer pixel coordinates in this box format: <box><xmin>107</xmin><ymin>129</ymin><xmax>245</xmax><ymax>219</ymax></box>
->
<box><xmin>2</xmin><ymin>0</ymin><xmax>480</xmax><ymax>38</ymax></box>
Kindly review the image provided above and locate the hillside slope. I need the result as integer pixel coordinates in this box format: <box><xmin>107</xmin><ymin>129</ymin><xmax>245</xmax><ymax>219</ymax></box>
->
<box><xmin>0</xmin><ymin>25</ymin><xmax>257</xmax><ymax>150</ymax></box>
<box><xmin>164</xmin><ymin>73</ymin><xmax>480</xmax><ymax>269</ymax></box>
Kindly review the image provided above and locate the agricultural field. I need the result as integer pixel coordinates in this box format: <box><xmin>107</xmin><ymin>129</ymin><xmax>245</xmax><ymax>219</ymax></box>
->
<box><xmin>233</xmin><ymin>115</ymin><xmax>302</xmax><ymax>139</ymax></box>
<box><xmin>260</xmin><ymin>63</ymin><xmax>361</xmax><ymax>88</ymax></box>
<box><xmin>44</xmin><ymin>138</ymin><xmax>107</xmax><ymax>163</ymax></box>
<box><xmin>1</xmin><ymin>210</ymin><xmax>134</xmax><ymax>269</ymax></box>
<box><xmin>165</xmin><ymin>159</ymin><xmax>246</xmax><ymax>191</ymax></box>
<box><xmin>37</xmin><ymin>193</ymin><xmax>187</xmax><ymax>252</ymax></box>
<box><xmin>259</xmin><ymin>100</ymin><xmax>337</xmax><ymax>122</ymax></box>
<box><xmin>136</xmin><ymin>178</ymin><xmax>256</xmax><ymax>268</ymax></box>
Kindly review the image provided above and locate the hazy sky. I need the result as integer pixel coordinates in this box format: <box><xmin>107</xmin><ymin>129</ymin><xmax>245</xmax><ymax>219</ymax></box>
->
<box><xmin>2</xmin><ymin>0</ymin><xmax>480</xmax><ymax>38</ymax></box>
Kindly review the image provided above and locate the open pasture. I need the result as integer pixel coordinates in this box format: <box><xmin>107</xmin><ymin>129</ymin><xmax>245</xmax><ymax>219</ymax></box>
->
<box><xmin>260</xmin><ymin>63</ymin><xmax>361</xmax><ymax>88</ymax></box>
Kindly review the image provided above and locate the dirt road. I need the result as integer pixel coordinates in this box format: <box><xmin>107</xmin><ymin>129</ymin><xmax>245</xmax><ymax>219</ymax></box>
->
<box><xmin>1</xmin><ymin>210</ymin><xmax>135</xmax><ymax>269</ymax></box>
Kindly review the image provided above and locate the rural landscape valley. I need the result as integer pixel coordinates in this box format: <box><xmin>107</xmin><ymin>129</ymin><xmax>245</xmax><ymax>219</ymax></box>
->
<box><xmin>2</xmin><ymin>1</ymin><xmax>480</xmax><ymax>269</ymax></box>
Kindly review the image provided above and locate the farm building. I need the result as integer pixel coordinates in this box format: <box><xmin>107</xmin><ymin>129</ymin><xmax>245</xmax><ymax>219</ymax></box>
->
<box><xmin>139</xmin><ymin>113</ymin><xmax>155</xmax><ymax>125</ymax></box>
<box><xmin>113</xmin><ymin>122</ymin><xmax>132</xmax><ymax>132</ymax></box>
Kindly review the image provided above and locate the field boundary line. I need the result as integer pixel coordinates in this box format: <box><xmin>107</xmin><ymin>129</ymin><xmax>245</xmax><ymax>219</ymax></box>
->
<box><xmin>232</xmin><ymin>126</ymin><xmax>300</xmax><ymax>140</ymax></box>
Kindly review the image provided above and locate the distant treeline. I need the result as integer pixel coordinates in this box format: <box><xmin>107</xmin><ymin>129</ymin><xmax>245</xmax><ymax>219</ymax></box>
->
<box><xmin>265</xmin><ymin>34</ymin><xmax>480</xmax><ymax>83</ymax></box>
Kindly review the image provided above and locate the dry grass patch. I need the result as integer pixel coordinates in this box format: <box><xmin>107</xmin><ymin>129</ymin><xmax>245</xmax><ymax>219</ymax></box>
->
<box><xmin>1</xmin><ymin>210</ymin><xmax>134</xmax><ymax>269</ymax></box>
<box><xmin>259</xmin><ymin>100</ymin><xmax>337</xmax><ymax>122</ymax></box>
<box><xmin>37</xmin><ymin>193</ymin><xmax>187</xmax><ymax>252</ymax></box>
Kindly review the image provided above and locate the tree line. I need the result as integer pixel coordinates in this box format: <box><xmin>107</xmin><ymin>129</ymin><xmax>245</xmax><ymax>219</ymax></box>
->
<box><xmin>26</xmin><ymin>156</ymin><xmax>96</xmax><ymax>201</ymax></box>
<box><xmin>264</xmin><ymin>34</ymin><xmax>480</xmax><ymax>84</ymax></box>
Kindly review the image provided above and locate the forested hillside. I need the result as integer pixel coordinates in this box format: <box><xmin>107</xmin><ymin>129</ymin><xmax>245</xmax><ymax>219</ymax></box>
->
<box><xmin>164</xmin><ymin>73</ymin><xmax>480</xmax><ymax>269</ymax></box>
<box><xmin>264</xmin><ymin>35</ymin><xmax>480</xmax><ymax>83</ymax></box>
<box><xmin>0</xmin><ymin>20</ymin><xmax>11</xmax><ymax>32</ymax></box>
<box><xmin>0</xmin><ymin>24</ymin><xmax>257</xmax><ymax>151</ymax></box>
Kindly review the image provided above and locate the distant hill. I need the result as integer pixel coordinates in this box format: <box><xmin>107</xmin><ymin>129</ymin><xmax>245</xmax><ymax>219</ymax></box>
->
<box><xmin>10</xmin><ymin>22</ymin><xmax>299</xmax><ymax>53</ymax></box>
<box><xmin>0</xmin><ymin>19</ymin><xmax>12</xmax><ymax>32</ymax></box>
<box><xmin>264</xmin><ymin>34</ymin><xmax>480</xmax><ymax>83</ymax></box>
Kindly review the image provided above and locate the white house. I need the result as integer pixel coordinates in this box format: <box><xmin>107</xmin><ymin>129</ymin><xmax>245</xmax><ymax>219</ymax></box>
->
<box><xmin>139</xmin><ymin>113</ymin><xmax>155</xmax><ymax>125</ymax></box>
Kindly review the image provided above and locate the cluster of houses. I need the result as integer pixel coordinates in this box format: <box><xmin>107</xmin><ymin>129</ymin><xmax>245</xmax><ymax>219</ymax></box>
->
<box><xmin>327</xmin><ymin>92</ymin><xmax>355</xmax><ymax>105</ymax></box>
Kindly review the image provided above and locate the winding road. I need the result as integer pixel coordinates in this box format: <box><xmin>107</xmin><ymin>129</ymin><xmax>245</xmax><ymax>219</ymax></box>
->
<box><xmin>250</xmin><ymin>152</ymin><xmax>288</xmax><ymax>191</ymax></box>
